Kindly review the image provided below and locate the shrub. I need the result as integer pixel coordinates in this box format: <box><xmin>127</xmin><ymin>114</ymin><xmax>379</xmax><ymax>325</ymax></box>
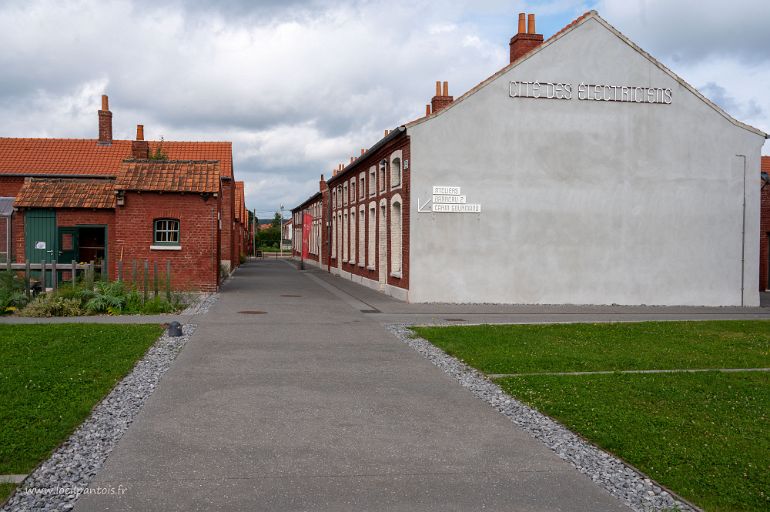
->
<box><xmin>0</xmin><ymin>271</ymin><xmax>28</xmax><ymax>314</ymax></box>
<box><xmin>140</xmin><ymin>296</ymin><xmax>176</xmax><ymax>314</ymax></box>
<box><xmin>83</xmin><ymin>281</ymin><xmax>128</xmax><ymax>314</ymax></box>
<box><xmin>20</xmin><ymin>295</ymin><xmax>83</xmax><ymax>317</ymax></box>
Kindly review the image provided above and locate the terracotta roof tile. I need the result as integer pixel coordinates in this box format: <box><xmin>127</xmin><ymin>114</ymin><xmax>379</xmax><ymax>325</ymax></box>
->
<box><xmin>0</xmin><ymin>138</ymin><xmax>233</xmax><ymax>178</ymax></box>
<box><xmin>762</xmin><ymin>156</ymin><xmax>770</xmax><ymax>173</ymax></box>
<box><xmin>115</xmin><ymin>160</ymin><xmax>220</xmax><ymax>193</ymax></box>
<box><xmin>15</xmin><ymin>178</ymin><xmax>115</xmax><ymax>209</ymax></box>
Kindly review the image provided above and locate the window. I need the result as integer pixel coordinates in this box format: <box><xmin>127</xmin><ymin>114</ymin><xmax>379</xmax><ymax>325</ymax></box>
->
<box><xmin>350</xmin><ymin>178</ymin><xmax>356</xmax><ymax>203</ymax></box>
<box><xmin>367</xmin><ymin>203</ymin><xmax>376</xmax><ymax>268</ymax></box>
<box><xmin>358</xmin><ymin>206</ymin><xmax>365</xmax><ymax>266</ymax></box>
<box><xmin>343</xmin><ymin>211</ymin><xmax>348</xmax><ymax>262</ymax></box>
<box><xmin>343</xmin><ymin>182</ymin><xmax>348</xmax><ymax>205</ymax></box>
<box><xmin>331</xmin><ymin>213</ymin><xmax>337</xmax><ymax>258</ymax></box>
<box><xmin>379</xmin><ymin>160</ymin><xmax>387</xmax><ymax>191</ymax></box>
<box><xmin>154</xmin><ymin>219</ymin><xmax>180</xmax><ymax>245</ymax></box>
<box><xmin>390</xmin><ymin>197</ymin><xmax>402</xmax><ymax>275</ymax></box>
<box><xmin>369</xmin><ymin>167</ymin><xmax>376</xmax><ymax>196</ymax></box>
<box><xmin>349</xmin><ymin>209</ymin><xmax>356</xmax><ymax>265</ymax></box>
<box><xmin>390</xmin><ymin>151</ymin><xmax>402</xmax><ymax>188</ymax></box>
<box><xmin>359</xmin><ymin>172</ymin><xmax>366</xmax><ymax>199</ymax></box>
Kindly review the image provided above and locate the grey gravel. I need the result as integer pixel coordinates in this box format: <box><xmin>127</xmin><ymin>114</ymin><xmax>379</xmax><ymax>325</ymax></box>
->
<box><xmin>387</xmin><ymin>324</ymin><xmax>699</xmax><ymax>512</ymax></box>
<box><xmin>2</xmin><ymin>324</ymin><xmax>196</xmax><ymax>512</ymax></box>
<box><xmin>179</xmin><ymin>293</ymin><xmax>219</xmax><ymax>316</ymax></box>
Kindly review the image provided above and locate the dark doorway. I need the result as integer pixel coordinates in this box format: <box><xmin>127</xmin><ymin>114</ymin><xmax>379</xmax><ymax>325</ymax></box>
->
<box><xmin>78</xmin><ymin>227</ymin><xmax>106</xmax><ymax>267</ymax></box>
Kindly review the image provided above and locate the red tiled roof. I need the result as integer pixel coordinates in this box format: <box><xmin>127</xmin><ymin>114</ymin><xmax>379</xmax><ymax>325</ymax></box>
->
<box><xmin>115</xmin><ymin>160</ymin><xmax>220</xmax><ymax>193</ymax></box>
<box><xmin>0</xmin><ymin>138</ymin><xmax>233</xmax><ymax>178</ymax></box>
<box><xmin>15</xmin><ymin>178</ymin><xmax>115</xmax><ymax>209</ymax></box>
<box><xmin>235</xmin><ymin>181</ymin><xmax>245</xmax><ymax>222</ymax></box>
<box><xmin>762</xmin><ymin>156</ymin><xmax>770</xmax><ymax>173</ymax></box>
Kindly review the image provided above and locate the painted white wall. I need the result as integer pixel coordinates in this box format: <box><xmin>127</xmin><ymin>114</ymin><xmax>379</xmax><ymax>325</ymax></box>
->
<box><xmin>408</xmin><ymin>16</ymin><xmax>765</xmax><ymax>306</ymax></box>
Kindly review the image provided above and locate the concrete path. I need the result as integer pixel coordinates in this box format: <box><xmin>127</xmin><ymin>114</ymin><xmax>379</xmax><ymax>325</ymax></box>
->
<box><xmin>76</xmin><ymin>260</ymin><xmax>630</xmax><ymax>511</ymax></box>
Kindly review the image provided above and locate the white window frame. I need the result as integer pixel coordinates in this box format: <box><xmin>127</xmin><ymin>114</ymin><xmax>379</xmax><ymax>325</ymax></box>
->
<box><xmin>390</xmin><ymin>150</ymin><xmax>403</xmax><ymax>189</ymax></box>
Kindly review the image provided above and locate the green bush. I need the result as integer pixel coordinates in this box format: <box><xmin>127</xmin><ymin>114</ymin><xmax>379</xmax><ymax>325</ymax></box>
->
<box><xmin>83</xmin><ymin>281</ymin><xmax>128</xmax><ymax>314</ymax></box>
<box><xmin>0</xmin><ymin>271</ymin><xmax>28</xmax><ymax>314</ymax></box>
<box><xmin>19</xmin><ymin>295</ymin><xmax>83</xmax><ymax>317</ymax></box>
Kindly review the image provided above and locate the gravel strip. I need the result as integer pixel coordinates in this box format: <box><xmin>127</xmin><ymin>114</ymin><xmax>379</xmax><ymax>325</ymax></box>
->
<box><xmin>2</xmin><ymin>324</ymin><xmax>196</xmax><ymax>512</ymax></box>
<box><xmin>387</xmin><ymin>324</ymin><xmax>699</xmax><ymax>512</ymax></box>
<box><xmin>180</xmin><ymin>292</ymin><xmax>220</xmax><ymax>316</ymax></box>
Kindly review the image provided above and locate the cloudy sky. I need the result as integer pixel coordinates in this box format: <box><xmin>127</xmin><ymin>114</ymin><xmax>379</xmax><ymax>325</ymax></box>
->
<box><xmin>1</xmin><ymin>0</ymin><xmax>768</xmax><ymax>218</ymax></box>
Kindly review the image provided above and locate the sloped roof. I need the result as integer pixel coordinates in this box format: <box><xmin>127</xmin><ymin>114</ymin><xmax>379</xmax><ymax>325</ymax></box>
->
<box><xmin>0</xmin><ymin>138</ymin><xmax>233</xmax><ymax>178</ymax></box>
<box><xmin>405</xmin><ymin>11</ymin><xmax>767</xmax><ymax>138</ymax></box>
<box><xmin>762</xmin><ymin>156</ymin><xmax>770</xmax><ymax>173</ymax></box>
<box><xmin>235</xmin><ymin>181</ymin><xmax>245</xmax><ymax>222</ymax></box>
<box><xmin>115</xmin><ymin>160</ymin><xmax>220</xmax><ymax>193</ymax></box>
<box><xmin>15</xmin><ymin>178</ymin><xmax>115</xmax><ymax>209</ymax></box>
<box><xmin>0</xmin><ymin>197</ymin><xmax>14</xmax><ymax>216</ymax></box>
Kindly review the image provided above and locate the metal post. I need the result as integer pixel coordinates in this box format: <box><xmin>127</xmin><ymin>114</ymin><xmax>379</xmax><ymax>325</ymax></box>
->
<box><xmin>153</xmin><ymin>261</ymin><xmax>159</xmax><ymax>298</ymax></box>
<box><xmin>25</xmin><ymin>260</ymin><xmax>30</xmax><ymax>298</ymax></box>
<box><xmin>143</xmin><ymin>260</ymin><xmax>149</xmax><ymax>301</ymax></box>
<box><xmin>279</xmin><ymin>204</ymin><xmax>284</xmax><ymax>258</ymax></box>
<box><xmin>166</xmin><ymin>260</ymin><xmax>171</xmax><ymax>301</ymax></box>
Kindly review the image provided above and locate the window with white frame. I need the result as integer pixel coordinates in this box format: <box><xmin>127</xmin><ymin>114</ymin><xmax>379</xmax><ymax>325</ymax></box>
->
<box><xmin>349</xmin><ymin>208</ymin><xmax>356</xmax><ymax>265</ymax></box>
<box><xmin>390</xmin><ymin>151</ymin><xmax>402</xmax><ymax>188</ymax></box>
<box><xmin>369</xmin><ymin>167</ymin><xmax>376</xmax><ymax>196</ymax></box>
<box><xmin>379</xmin><ymin>160</ymin><xmax>387</xmax><ymax>192</ymax></box>
<box><xmin>350</xmin><ymin>178</ymin><xmax>356</xmax><ymax>203</ymax></box>
<box><xmin>343</xmin><ymin>182</ymin><xmax>348</xmax><ymax>205</ymax></box>
<box><xmin>358</xmin><ymin>206</ymin><xmax>365</xmax><ymax>266</ymax></box>
<box><xmin>359</xmin><ymin>172</ymin><xmax>366</xmax><ymax>199</ymax></box>
<box><xmin>367</xmin><ymin>202</ymin><xmax>376</xmax><ymax>267</ymax></box>
<box><xmin>343</xmin><ymin>211</ymin><xmax>348</xmax><ymax>261</ymax></box>
<box><xmin>331</xmin><ymin>211</ymin><xmax>337</xmax><ymax>258</ymax></box>
<box><xmin>390</xmin><ymin>196</ymin><xmax>402</xmax><ymax>275</ymax></box>
<box><xmin>332</xmin><ymin>189</ymin><xmax>336</xmax><ymax>210</ymax></box>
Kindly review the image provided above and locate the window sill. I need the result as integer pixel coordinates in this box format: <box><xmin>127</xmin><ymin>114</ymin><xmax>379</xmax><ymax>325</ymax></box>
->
<box><xmin>150</xmin><ymin>245</ymin><xmax>181</xmax><ymax>251</ymax></box>
<box><xmin>358</xmin><ymin>263</ymin><xmax>365</xmax><ymax>268</ymax></box>
<box><xmin>367</xmin><ymin>265</ymin><xmax>375</xmax><ymax>271</ymax></box>
<box><xmin>390</xmin><ymin>272</ymin><xmax>402</xmax><ymax>279</ymax></box>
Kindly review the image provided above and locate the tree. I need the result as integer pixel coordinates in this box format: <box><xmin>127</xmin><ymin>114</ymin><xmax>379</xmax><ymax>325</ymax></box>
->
<box><xmin>270</xmin><ymin>212</ymin><xmax>282</xmax><ymax>229</ymax></box>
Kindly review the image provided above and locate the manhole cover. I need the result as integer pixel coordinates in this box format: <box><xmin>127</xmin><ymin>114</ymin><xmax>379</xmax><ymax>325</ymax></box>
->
<box><xmin>281</xmin><ymin>294</ymin><xmax>302</xmax><ymax>297</ymax></box>
<box><xmin>238</xmin><ymin>310</ymin><xmax>266</xmax><ymax>315</ymax></box>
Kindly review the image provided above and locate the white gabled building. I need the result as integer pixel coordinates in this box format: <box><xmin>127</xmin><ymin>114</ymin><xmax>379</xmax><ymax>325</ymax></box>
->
<box><xmin>294</xmin><ymin>11</ymin><xmax>768</xmax><ymax>306</ymax></box>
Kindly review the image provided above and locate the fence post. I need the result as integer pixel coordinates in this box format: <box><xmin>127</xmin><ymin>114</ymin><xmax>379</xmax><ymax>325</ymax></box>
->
<box><xmin>143</xmin><ymin>260</ymin><xmax>149</xmax><ymax>301</ymax></box>
<box><xmin>87</xmin><ymin>260</ymin><xmax>95</xmax><ymax>290</ymax></box>
<box><xmin>25</xmin><ymin>260</ymin><xmax>30</xmax><ymax>298</ymax></box>
<box><xmin>153</xmin><ymin>261</ymin><xmax>159</xmax><ymax>298</ymax></box>
<box><xmin>71</xmin><ymin>260</ymin><xmax>77</xmax><ymax>288</ymax></box>
<box><xmin>132</xmin><ymin>260</ymin><xmax>137</xmax><ymax>287</ymax></box>
<box><xmin>51</xmin><ymin>260</ymin><xmax>57</xmax><ymax>292</ymax></box>
<box><xmin>117</xmin><ymin>261</ymin><xmax>123</xmax><ymax>282</ymax></box>
<box><xmin>41</xmin><ymin>259</ymin><xmax>47</xmax><ymax>290</ymax></box>
<box><xmin>166</xmin><ymin>260</ymin><xmax>171</xmax><ymax>301</ymax></box>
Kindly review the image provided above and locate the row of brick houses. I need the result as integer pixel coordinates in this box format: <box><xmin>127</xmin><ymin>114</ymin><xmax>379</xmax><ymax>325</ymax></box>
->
<box><xmin>0</xmin><ymin>96</ymin><xmax>251</xmax><ymax>291</ymax></box>
<box><xmin>293</xmin><ymin>11</ymin><xmax>767</xmax><ymax>306</ymax></box>
<box><xmin>761</xmin><ymin>156</ymin><xmax>770</xmax><ymax>291</ymax></box>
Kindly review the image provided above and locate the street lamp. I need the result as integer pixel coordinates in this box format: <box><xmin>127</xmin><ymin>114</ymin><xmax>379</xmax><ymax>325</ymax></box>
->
<box><xmin>279</xmin><ymin>204</ymin><xmax>284</xmax><ymax>258</ymax></box>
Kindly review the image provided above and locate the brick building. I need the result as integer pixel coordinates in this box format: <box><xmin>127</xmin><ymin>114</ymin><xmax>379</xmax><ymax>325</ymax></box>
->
<box><xmin>760</xmin><ymin>156</ymin><xmax>770</xmax><ymax>291</ymax></box>
<box><xmin>0</xmin><ymin>95</ymin><xmax>246</xmax><ymax>291</ymax></box>
<box><xmin>293</xmin><ymin>11</ymin><xmax>767</xmax><ymax>306</ymax></box>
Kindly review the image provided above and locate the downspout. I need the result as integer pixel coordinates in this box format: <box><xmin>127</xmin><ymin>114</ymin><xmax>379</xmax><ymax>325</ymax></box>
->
<box><xmin>326</xmin><ymin>191</ymin><xmax>332</xmax><ymax>273</ymax></box>
<box><xmin>737</xmin><ymin>154</ymin><xmax>746</xmax><ymax>306</ymax></box>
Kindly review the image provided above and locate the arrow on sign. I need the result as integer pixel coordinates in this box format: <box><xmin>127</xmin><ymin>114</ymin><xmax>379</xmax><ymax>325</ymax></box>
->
<box><xmin>417</xmin><ymin>197</ymin><xmax>433</xmax><ymax>213</ymax></box>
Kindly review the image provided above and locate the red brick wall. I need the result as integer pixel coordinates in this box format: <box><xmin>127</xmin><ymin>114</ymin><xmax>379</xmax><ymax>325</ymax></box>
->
<box><xmin>12</xmin><ymin>212</ymin><xmax>24</xmax><ymax>263</ymax></box>
<box><xmin>327</xmin><ymin>134</ymin><xmax>410</xmax><ymax>291</ymax></box>
<box><xmin>0</xmin><ymin>176</ymin><xmax>24</xmax><ymax>197</ymax></box>
<box><xmin>220</xmin><ymin>179</ymin><xmax>234</xmax><ymax>270</ymax></box>
<box><xmin>760</xmin><ymin>183</ymin><xmax>770</xmax><ymax>291</ymax></box>
<box><xmin>115</xmin><ymin>192</ymin><xmax>220</xmax><ymax>291</ymax></box>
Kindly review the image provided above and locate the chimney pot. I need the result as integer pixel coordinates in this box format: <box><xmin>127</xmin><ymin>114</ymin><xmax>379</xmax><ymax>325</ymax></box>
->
<box><xmin>101</xmin><ymin>95</ymin><xmax>109</xmax><ymax>111</ymax></box>
<box><xmin>426</xmin><ymin>104</ymin><xmax>431</xmax><ymax>116</ymax></box>
<box><xmin>136</xmin><ymin>124</ymin><xmax>144</xmax><ymax>141</ymax></box>
<box><xmin>527</xmin><ymin>14</ymin><xmax>536</xmax><ymax>34</ymax></box>
<box><xmin>518</xmin><ymin>13</ymin><xmax>526</xmax><ymax>33</ymax></box>
<box><xmin>442</xmin><ymin>81</ymin><xmax>449</xmax><ymax>96</ymax></box>
<box><xmin>361</xmin><ymin>148</ymin><xmax>365</xmax><ymax>155</ymax></box>
<box><xmin>97</xmin><ymin>95</ymin><xmax>113</xmax><ymax>145</ymax></box>
<box><xmin>510</xmin><ymin>12</ymin><xmax>544</xmax><ymax>63</ymax></box>
<box><xmin>435</xmin><ymin>81</ymin><xmax>441</xmax><ymax>96</ymax></box>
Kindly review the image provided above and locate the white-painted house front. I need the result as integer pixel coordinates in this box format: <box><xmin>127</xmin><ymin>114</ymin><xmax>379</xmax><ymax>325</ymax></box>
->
<box><xmin>294</xmin><ymin>11</ymin><xmax>767</xmax><ymax>306</ymax></box>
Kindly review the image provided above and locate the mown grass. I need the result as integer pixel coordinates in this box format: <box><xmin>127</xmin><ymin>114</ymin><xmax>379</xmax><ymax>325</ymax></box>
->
<box><xmin>413</xmin><ymin>321</ymin><xmax>770</xmax><ymax>374</ymax></box>
<box><xmin>498</xmin><ymin>372</ymin><xmax>769</xmax><ymax>511</ymax></box>
<box><xmin>0</xmin><ymin>483</ymin><xmax>15</xmax><ymax>504</ymax></box>
<box><xmin>414</xmin><ymin>320</ymin><xmax>770</xmax><ymax>511</ymax></box>
<box><xmin>0</xmin><ymin>324</ymin><xmax>163</xmax><ymax>474</ymax></box>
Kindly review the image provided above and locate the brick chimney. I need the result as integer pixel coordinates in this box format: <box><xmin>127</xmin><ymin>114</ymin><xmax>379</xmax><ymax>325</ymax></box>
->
<box><xmin>97</xmin><ymin>95</ymin><xmax>112</xmax><ymax>145</ymax></box>
<box><xmin>509</xmin><ymin>13</ymin><xmax>543</xmax><ymax>63</ymax></box>
<box><xmin>131</xmin><ymin>124</ymin><xmax>149</xmax><ymax>159</ymax></box>
<box><xmin>320</xmin><ymin>173</ymin><xmax>327</xmax><ymax>192</ymax></box>
<box><xmin>430</xmin><ymin>81</ymin><xmax>453</xmax><ymax>114</ymax></box>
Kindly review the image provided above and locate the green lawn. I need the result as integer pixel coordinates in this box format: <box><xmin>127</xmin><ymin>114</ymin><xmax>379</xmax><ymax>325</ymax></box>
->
<box><xmin>0</xmin><ymin>324</ymin><xmax>163</xmax><ymax>475</ymax></box>
<box><xmin>413</xmin><ymin>321</ymin><xmax>770</xmax><ymax>374</ymax></box>
<box><xmin>0</xmin><ymin>483</ymin><xmax>15</xmax><ymax>504</ymax></box>
<box><xmin>414</xmin><ymin>321</ymin><xmax>770</xmax><ymax>512</ymax></box>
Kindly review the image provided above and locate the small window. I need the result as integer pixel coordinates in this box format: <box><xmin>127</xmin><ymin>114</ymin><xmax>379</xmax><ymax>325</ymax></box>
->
<box><xmin>390</xmin><ymin>151</ymin><xmax>402</xmax><ymax>188</ymax></box>
<box><xmin>379</xmin><ymin>160</ymin><xmax>387</xmax><ymax>191</ymax></box>
<box><xmin>369</xmin><ymin>167</ymin><xmax>376</xmax><ymax>196</ymax></box>
<box><xmin>154</xmin><ymin>219</ymin><xmax>180</xmax><ymax>245</ymax></box>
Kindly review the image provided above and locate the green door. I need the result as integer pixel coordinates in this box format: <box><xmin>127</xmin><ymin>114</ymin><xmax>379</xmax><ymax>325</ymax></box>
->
<box><xmin>58</xmin><ymin>227</ymin><xmax>78</xmax><ymax>265</ymax></box>
<box><xmin>24</xmin><ymin>209</ymin><xmax>56</xmax><ymax>287</ymax></box>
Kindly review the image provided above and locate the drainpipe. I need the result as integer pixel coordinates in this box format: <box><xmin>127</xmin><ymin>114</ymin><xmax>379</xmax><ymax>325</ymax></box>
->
<box><xmin>737</xmin><ymin>154</ymin><xmax>746</xmax><ymax>306</ymax></box>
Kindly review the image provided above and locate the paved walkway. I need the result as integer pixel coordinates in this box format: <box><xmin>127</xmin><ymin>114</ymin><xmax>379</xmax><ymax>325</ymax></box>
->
<box><xmin>76</xmin><ymin>260</ymin><xmax>630</xmax><ymax>511</ymax></box>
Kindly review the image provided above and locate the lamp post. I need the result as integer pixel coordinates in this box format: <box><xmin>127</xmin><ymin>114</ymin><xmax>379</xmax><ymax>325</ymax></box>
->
<box><xmin>279</xmin><ymin>204</ymin><xmax>284</xmax><ymax>258</ymax></box>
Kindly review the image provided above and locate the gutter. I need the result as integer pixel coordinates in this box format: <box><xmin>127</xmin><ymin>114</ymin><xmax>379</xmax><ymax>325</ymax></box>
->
<box><xmin>327</xmin><ymin>126</ymin><xmax>406</xmax><ymax>185</ymax></box>
<box><xmin>0</xmin><ymin>173</ymin><xmax>115</xmax><ymax>179</ymax></box>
